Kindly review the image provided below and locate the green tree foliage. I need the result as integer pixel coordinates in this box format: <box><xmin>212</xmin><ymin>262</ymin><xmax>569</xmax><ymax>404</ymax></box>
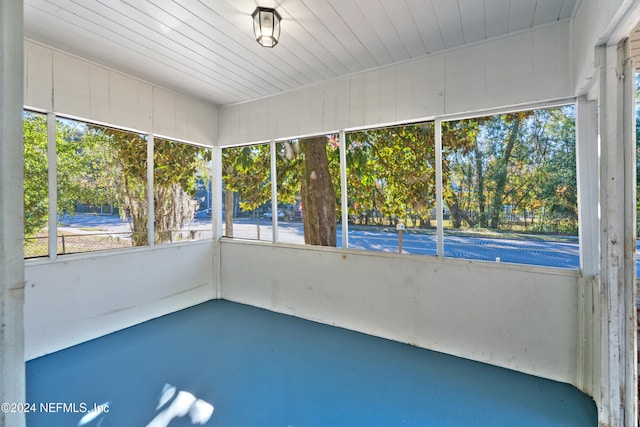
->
<box><xmin>24</xmin><ymin>114</ymin><xmax>111</xmax><ymax>237</ymax></box>
<box><xmin>86</xmin><ymin>129</ymin><xmax>210</xmax><ymax>245</ymax></box>
<box><xmin>222</xmin><ymin>144</ymin><xmax>271</xmax><ymax>237</ymax></box>
<box><xmin>276</xmin><ymin>136</ymin><xmax>340</xmax><ymax>246</ymax></box>
<box><xmin>347</xmin><ymin>124</ymin><xmax>436</xmax><ymax>227</ymax></box>
<box><xmin>24</xmin><ymin>115</ymin><xmax>210</xmax><ymax>245</ymax></box>
<box><xmin>23</xmin><ymin>113</ymin><xmax>49</xmax><ymax>237</ymax></box>
<box><xmin>154</xmin><ymin>139</ymin><xmax>210</xmax><ymax>243</ymax></box>
<box><xmin>441</xmin><ymin>118</ymin><xmax>484</xmax><ymax>228</ymax></box>
<box><xmin>62</xmin><ymin>125</ymin><xmax>149</xmax><ymax>245</ymax></box>
<box><xmin>443</xmin><ymin>106</ymin><xmax>577</xmax><ymax>234</ymax></box>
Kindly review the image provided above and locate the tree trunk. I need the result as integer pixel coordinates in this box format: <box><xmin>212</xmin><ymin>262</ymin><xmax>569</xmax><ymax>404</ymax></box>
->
<box><xmin>225</xmin><ymin>189</ymin><xmax>234</xmax><ymax>237</ymax></box>
<box><xmin>301</xmin><ymin>137</ymin><xmax>337</xmax><ymax>246</ymax></box>
<box><xmin>489</xmin><ymin>117</ymin><xmax>520</xmax><ymax>229</ymax></box>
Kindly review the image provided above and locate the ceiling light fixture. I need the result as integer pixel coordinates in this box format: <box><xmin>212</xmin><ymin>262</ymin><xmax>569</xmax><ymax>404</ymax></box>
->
<box><xmin>252</xmin><ymin>7</ymin><xmax>281</xmax><ymax>48</ymax></box>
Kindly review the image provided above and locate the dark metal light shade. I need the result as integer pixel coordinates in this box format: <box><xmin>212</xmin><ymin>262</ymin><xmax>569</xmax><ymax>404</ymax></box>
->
<box><xmin>252</xmin><ymin>7</ymin><xmax>281</xmax><ymax>48</ymax></box>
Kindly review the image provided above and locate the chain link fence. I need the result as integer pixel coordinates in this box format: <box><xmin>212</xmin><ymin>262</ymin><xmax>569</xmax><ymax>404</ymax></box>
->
<box><xmin>24</xmin><ymin>228</ymin><xmax>213</xmax><ymax>259</ymax></box>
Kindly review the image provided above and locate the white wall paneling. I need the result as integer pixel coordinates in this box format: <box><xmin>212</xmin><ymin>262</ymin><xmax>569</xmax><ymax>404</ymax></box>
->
<box><xmin>571</xmin><ymin>0</ymin><xmax>635</xmax><ymax>96</ymax></box>
<box><xmin>89</xmin><ymin>64</ymin><xmax>109</xmax><ymax>122</ymax></box>
<box><xmin>444</xmin><ymin>42</ymin><xmax>487</xmax><ymax>114</ymax></box>
<box><xmin>24</xmin><ymin>242</ymin><xmax>215</xmax><ymax>359</ymax></box>
<box><xmin>379</xmin><ymin>67</ymin><xmax>396</xmax><ymax>124</ymax></box>
<box><xmin>220</xmin><ymin>240</ymin><xmax>580</xmax><ymax>385</ymax></box>
<box><xmin>109</xmin><ymin>71</ymin><xmax>139</xmax><ymax>130</ymax></box>
<box><xmin>24</xmin><ymin>39</ymin><xmax>216</xmax><ymax>146</ymax></box>
<box><xmin>348</xmin><ymin>73</ymin><xmax>366</xmax><ymax>129</ymax></box>
<box><xmin>412</xmin><ymin>55</ymin><xmax>445</xmax><ymax>117</ymax></box>
<box><xmin>485</xmin><ymin>33</ymin><xmax>531</xmax><ymax>107</ymax></box>
<box><xmin>153</xmin><ymin>87</ymin><xmax>177</xmax><ymax>137</ymax></box>
<box><xmin>217</xmin><ymin>22</ymin><xmax>573</xmax><ymax>147</ymax></box>
<box><xmin>53</xmin><ymin>51</ymin><xmax>91</xmax><ymax>118</ymax></box>
<box><xmin>533</xmin><ymin>22</ymin><xmax>572</xmax><ymax>101</ymax></box>
<box><xmin>395</xmin><ymin>61</ymin><xmax>414</xmax><ymax>120</ymax></box>
<box><xmin>363</xmin><ymin>70</ymin><xmax>380</xmax><ymax>125</ymax></box>
<box><xmin>137</xmin><ymin>82</ymin><xmax>154</xmax><ymax>132</ymax></box>
<box><xmin>24</xmin><ymin>41</ymin><xmax>52</xmax><ymax>111</ymax></box>
<box><xmin>323</xmin><ymin>83</ymin><xmax>338</xmax><ymax>132</ymax></box>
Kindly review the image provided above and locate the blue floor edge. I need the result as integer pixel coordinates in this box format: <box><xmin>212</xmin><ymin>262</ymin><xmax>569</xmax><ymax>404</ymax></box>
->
<box><xmin>26</xmin><ymin>299</ymin><xmax>598</xmax><ymax>426</ymax></box>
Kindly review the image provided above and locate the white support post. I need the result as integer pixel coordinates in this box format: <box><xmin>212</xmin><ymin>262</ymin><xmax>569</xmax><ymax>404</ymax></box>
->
<box><xmin>147</xmin><ymin>135</ymin><xmax>154</xmax><ymax>246</ymax></box>
<box><xmin>597</xmin><ymin>41</ymin><xmax>638</xmax><ymax>427</ymax></box>
<box><xmin>212</xmin><ymin>146</ymin><xmax>222</xmax><ymax>299</ymax></box>
<box><xmin>270</xmin><ymin>140</ymin><xmax>278</xmax><ymax>243</ymax></box>
<box><xmin>435</xmin><ymin>120</ymin><xmax>444</xmax><ymax>258</ymax></box>
<box><xmin>47</xmin><ymin>112</ymin><xmax>57</xmax><ymax>260</ymax></box>
<box><xmin>0</xmin><ymin>0</ymin><xmax>26</xmax><ymax>426</ymax></box>
<box><xmin>339</xmin><ymin>130</ymin><xmax>349</xmax><ymax>249</ymax></box>
<box><xmin>621</xmin><ymin>43</ymin><xmax>638</xmax><ymax>427</ymax></box>
<box><xmin>576</xmin><ymin>97</ymin><xmax>600</xmax><ymax>278</ymax></box>
<box><xmin>575</xmin><ymin>96</ymin><xmax>600</xmax><ymax>396</ymax></box>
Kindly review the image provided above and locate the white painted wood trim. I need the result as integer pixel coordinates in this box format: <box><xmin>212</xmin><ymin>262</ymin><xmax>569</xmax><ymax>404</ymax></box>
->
<box><xmin>435</xmin><ymin>120</ymin><xmax>444</xmax><ymax>258</ymax></box>
<box><xmin>1</xmin><ymin>0</ymin><xmax>26</xmax><ymax>425</ymax></box>
<box><xmin>621</xmin><ymin>42</ymin><xmax>638</xmax><ymax>427</ymax></box>
<box><xmin>47</xmin><ymin>112</ymin><xmax>57</xmax><ymax>261</ymax></box>
<box><xmin>211</xmin><ymin>146</ymin><xmax>222</xmax><ymax>300</ymax></box>
<box><xmin>339</xmin><ymin>130</ymin><xmax>348</xmax><ymax>249</ymax></box>
<box><xmin>575</xmin><ymin>96</ymin><xmax>600</xmax><ymax>397</ymax></box>
<box><xmin>597</xmin><ymin>40</ymin><xmax>638</xmax><ymax>427</ymax></box>
<box><xmin>576</xmin><ymin>97</ymin><xmax>599</xmax><ymax>277</ymax></box>
<box><xmin>270</xmin><ymin>140</ymin><xmax>278</xmax><ymax>243</ymax></box>
<box><xmin>146</xmin><ymin>134</ymin><xmax>154</xmax><ymax>247</ymax></box>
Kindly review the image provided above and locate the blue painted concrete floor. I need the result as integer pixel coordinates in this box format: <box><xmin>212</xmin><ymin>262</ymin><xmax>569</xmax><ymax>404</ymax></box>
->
<box><xmin>26</xmin><ymin>300</ymin><xmax>597</xmax><ymax>426</ymax></box>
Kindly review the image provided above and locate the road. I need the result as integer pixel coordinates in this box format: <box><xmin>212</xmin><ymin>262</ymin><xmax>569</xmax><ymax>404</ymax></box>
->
<box><xmin>57</xmin><ymin>214</ymin><xmax>638</xmax><ymax>274</ymax></box>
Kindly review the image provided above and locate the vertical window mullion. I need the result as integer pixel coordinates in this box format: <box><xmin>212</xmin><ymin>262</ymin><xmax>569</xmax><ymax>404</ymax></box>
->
<box><xmin>212</xmin><ymin>147</ymin><xmax>222</xmax><ymax>240</ymax></box>
<box><xmin>47</xmin><ymin>112</ymin><xmax>57</xmax><ymax>260</ymax></box>
<box><xmin>270</xmin><ymin>140</ymin><xmax>278</xmax><ymax>243</ymax></box>
<box><xmin>147</xmin><ymin>134</ymin><xmax>154</xmax><ymax>247</ymax></box>
<box><xmin>435</xmin><ymin>119</ymin><xmax>444</xmax><ymax>258</ymax></box>
<box><xmin>339</xmin><ymin>129</ymin><xmax>348</xmax><ymax>249</ymax></box>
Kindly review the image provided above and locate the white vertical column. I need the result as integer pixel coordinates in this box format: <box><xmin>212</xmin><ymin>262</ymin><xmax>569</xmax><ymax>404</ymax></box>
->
<box><xmin>575</xmin><ymin>96</ymin><xmax>600</xmax><ymax>396</ymax></box>
<box><xmin>0</xmin><ymin>0</ymin><xmax>26</xmax><ymax>426</ymax></box>
<box><xmin>270</xmin><ymin>140</ymin><xmax>278</xmax><ymax>243</ymax></box>
<box><xmin>435</xmin><ymin>119</ymin><xmax>444</xmax><ymax>258</ymax></box>
<box><xmin>212</xmin><ymin>146</ymin><xmax>222</xmax><ymax>299</ymax></box>
<box><xmin>147</xmin><ymin>134</ymin><xmax>154</xmax><ymax>246</ymax></box>
<box><xmin>597</xmin><ymin>41</ymin><xmax>637</xmax><ymax>427</ymax></box>
<box><xmin>47</xmin><ymin>112</ymin><xmax>57</xmax><ymax>260</ymax></box>
<box><xmin>339</xmin><ymin>130</ymin><xmax>348</xmax><ymax>249</ymax></box>
<box><xmin>212</xmin><ymin>147</ymin><xmax>223</xmax><ymax>240</ymax></box>
<box><xmin>576</xmin><ymin>97</ymin><xmax>600</xmax><ymax>278</ymax></box>
<box><xmin>621</xmin><ymin>43</ymin><xmax>638</xmax><ymax>427</ymax></box>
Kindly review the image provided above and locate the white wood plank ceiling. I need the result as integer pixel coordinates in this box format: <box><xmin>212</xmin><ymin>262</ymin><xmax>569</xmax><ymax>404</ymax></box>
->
<box><xmin>24</xmin><ymin>0</ymin><xmax>578</xmax><ymax>106</ymax></box>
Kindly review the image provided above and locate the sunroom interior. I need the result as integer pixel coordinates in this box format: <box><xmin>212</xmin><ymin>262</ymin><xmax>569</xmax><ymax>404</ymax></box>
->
<box><xmin>1</xmin><ymin>0</ymin><xmax>639</xmax><ymax>426</ymax></box>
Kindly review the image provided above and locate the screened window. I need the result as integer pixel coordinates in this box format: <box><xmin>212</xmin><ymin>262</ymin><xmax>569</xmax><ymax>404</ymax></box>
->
<box><xmin>345</xmin><ymin>123</ymin><xmax>436</xmax><ymax>254</ymax></box>
<box><xmin>24</xmin><ymin>113</ymin><xmax>215</xmax><ymax>258</ymax></box>
<box><xmin>153</xmin><ymin>138</ymin><xmax>212</xmax><ymax>244</ymax></box>
<box><xmin>56</xmin><ymin>119</ymin><xmax>148</xmax><ymax>254</ymax></box>
<box><xmin>441</xmin><ymin>106</ymin><xmax>578</xmax><ymax>268</ymax></box>
<box><xmin>24</xmin><ymin>111</ymin><xmax>49</xmax><ymax>258</ymax></box>
<box><xmin>276</xmin><ymin>135</ymin><xmax>341</xmax><ymax>246</ymax></box>
<box><xmin>222</xmin><ymin>144</ymin><xmax>272</xmax><ymax>241</ymax></box>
